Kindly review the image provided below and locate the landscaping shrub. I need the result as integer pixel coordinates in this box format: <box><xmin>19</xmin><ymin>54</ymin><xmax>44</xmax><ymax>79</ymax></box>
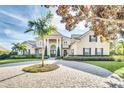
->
<box><xmin>117</xmin><ymin>59</ymin><xmax>122</xmax><ymax>62</ymax></box>
<box><xmin>113</xmin><ymin>55</ymin><xmax>124</xmax><ymax>62</ymax></box>
<box><xmin>10</xmin><ymin>51</ymin><xmax>18</xmax><ymax>55</ymax></box>
<box><xmin>56</xmin><ymin>56</ymin><xmax>63</xmax><ymax>60</ymax></box>
<box><xmin>63</xmin><ymin>56</ymin><xmax>114</xmax><ymax>61</ymax></box>
<box><xmin>26</xmin><ymin>55</ymin><xmax>36</xmax><ymax>58</ymax></box>
<box><xmin>57</xmin><ymin>47</ymin><xmax>60</xmax><ymax>57</ymax></box>
<box><xmin>44</xmin><ymin>46</ymin><xmax>48</xmax><ymax>57</ymax></box>
<box><xmin>36</xmin><ymin>54</ymin><xmax>49</xmax><ymax>59</ymax></box>
<box><xmin>0</xmin><ymin>51</ymin><xmax>10</xmax><ymax>59</ymax></box>
<box><xmin>0</xmin><ymin>53</ymin><xmax>10</xmax><ymax>59</ymax></box>
<box><xmin>44</xmin><ymin>55</ymin><xmax>49</xmax><ymax>59</ymax></box>
<box><xmin>10</xmin><ymin>55</ymin><xmax>38</xmax><ymax>59</ymax></box>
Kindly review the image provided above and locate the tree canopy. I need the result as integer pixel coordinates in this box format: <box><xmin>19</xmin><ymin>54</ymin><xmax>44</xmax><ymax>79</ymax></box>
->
<box><xmin>25</xmin><ymin>11</ymin><xmax>56</xmax><ymax>39</ymax></box>
<box><xmin>43</xmin><ymin>5</ymin><xmax>124</xmax><ymax>42</ymax></box>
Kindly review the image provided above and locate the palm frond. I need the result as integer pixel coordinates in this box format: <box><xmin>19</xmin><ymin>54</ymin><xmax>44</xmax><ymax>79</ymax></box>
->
<box><xmin>46</xmin><ymin>11</ymin><xmax>53</xmax><ymax>19</ymax></box>
<box><xmin>25</xmin><ymin>11</ymin><xmax>56</xmax><ymax>39</ymax></box>
<box><xmin>24</xmin><ymin>29</ymin><xmax>34</xmax><ymax>33</ymax></box>
<box><xmin>28</xmin><ymin>20</ymin><xmax>35</xmax><ymax>28</ymax></box>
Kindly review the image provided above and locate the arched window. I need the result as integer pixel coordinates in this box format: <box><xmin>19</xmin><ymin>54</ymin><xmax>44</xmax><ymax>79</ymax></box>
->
<box><xmin>50</xmin><ymin>45</ymin><xmax>56</xmax><ymax>50</ymax></box>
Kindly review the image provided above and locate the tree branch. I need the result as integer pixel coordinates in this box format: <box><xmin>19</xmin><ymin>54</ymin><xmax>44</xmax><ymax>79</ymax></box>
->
<box><xmin>92</xmin><ymin>17</ymin><xmax>124</xmax><ymax>23</ymax></box>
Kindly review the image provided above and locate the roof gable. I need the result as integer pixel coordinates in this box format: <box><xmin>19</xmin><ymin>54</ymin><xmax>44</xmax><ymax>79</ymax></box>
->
<box><xmin>49</xmin><ymin>30</ymin><xmax>63</xmax><ymax>36</ymax></box>
<box><xmin>46</xmin><ymin>30</ymin><xmax>71</xmax><ymax>39</ymax></box>
<box><xmin>79</xmin><ymin>30</ymin><xmax>91</xmax><ymax>39</ymax></box>
<box><xmin>22</xmin><ymin>41</ymin><xmax>36</xmax><ymax>48</ymax></box>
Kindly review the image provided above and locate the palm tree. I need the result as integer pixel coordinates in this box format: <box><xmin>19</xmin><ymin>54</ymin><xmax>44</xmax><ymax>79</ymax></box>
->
<box><xmin>19</xmin><ymin>44</ymin><xmax>26</xmax><ymax>55</ymax></box>
<box><xmin>11</xmin><ymin>43</ymin><xmax>20</xmax><ymax>53</ymax></box>
<box><xmin>11</xmin><ymin>43</ymin><xmax>26</xmax><ymax>55</ymax></box>
<box><xmin>25</xmin><ymin>11</ymin><xmax>56</xmax><ymax>66</ymax></box>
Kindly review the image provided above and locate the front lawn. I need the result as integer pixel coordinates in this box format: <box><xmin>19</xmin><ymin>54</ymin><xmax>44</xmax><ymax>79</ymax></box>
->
<box><xmin>87</xmin><ymin>61</ymin><xmax>124</xmax><ymax>78</ymax></box>
<box><xmin>0</xmin><ymin>59</ymin><xmax>40</xmax><ymax>65</ymax></box>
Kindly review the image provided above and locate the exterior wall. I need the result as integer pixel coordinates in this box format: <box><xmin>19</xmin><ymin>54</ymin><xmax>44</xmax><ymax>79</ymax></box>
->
<box><xmin>62</xmin><ymin>37</ymin><xmax>71</xmax><ymax>48</ymax></box>
<box><xmin>18</xmin><ymin>43</ymin><xmax>36</xmax><ymax>55</ymax></box>
<box><xmin>24</xmin><ymin>43</ymin><xmax>35</xmax><ymax>55</ymax></box>
<box><xmin>61</xmin><ymin>37</ymin><xmax>71</xmax><ymax>56</ymax></box>
<box><xmin>36</xmin><ymin>39</ymin><xmax>43</xmax><ymax>48</ymax></box>
<box><xmin>70</xmin><ymin>31</ymin><xmax>110</xmax><ymax>55</ymax></box>
<box><xmin>36</xmin><ymin>34</ymin><xmax>63</xmax><ymax>57</ymax></box>
<box><xmin>22</xmin><ymin>31</ymin><xmax>110</xmax><ymax>56</ymax></box>
<box><xmin>70</xmin><ymin>42</ymin><xmax>77</xmax><ymax>55</ymax></box>
<box><xmin>45</xmin><ymin>36</ymin><xmax>63</xmax><ymax>57</ymax></box>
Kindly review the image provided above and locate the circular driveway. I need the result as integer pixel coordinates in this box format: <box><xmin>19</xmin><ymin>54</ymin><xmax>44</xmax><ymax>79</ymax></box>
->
<box><xmin>0</xmin><ymin>59</ymin><xmax>123</xmax><ymax>88</ymax></box>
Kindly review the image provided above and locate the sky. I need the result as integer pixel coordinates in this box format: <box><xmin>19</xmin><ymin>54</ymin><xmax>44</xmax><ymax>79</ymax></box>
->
<box><xmin>0</xmin><ymin>5</ymin><xmax>89</xmax><ymax>50</ymax></box>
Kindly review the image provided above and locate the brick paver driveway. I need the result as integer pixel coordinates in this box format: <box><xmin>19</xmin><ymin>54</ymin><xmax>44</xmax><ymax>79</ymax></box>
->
<box><xmin>0</xmin><ymin>59</ymin><xmax>123</xmax><ymax>88</ymax></box>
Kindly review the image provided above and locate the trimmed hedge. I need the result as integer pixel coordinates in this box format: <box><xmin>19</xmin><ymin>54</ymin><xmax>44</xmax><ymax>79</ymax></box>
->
<box><xmin>63</xmin><ymin>56</ymin><xmax>115</xmax><ymax>61</ymax></box>
<box><xmin>10</xmin><ymin>55</ymin><xmax>49</xmax><ymax>59</ymax></box>
<box><xmin>10</xmin><ymin>55</ymin><xmax>36</xmax><ymax>59</ymax></box>
<box><xmin>56</xmin><ymin>56</ymin><xmax>63</xmax><ymax>60</ymax></box>
<box><xmin>0</xmin><ymin>53</ymin><xmax>10</xmax><ymax>59</ymax></box>
<box><xmin>0</xmin><ymin>51</ymin><xmax>10</xmax><ymax>59</ymax></box>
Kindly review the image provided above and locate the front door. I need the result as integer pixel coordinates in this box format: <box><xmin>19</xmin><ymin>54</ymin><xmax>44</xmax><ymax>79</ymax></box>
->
<box><xmin>64</xmin><ymin>50</ymin><xmax>67</xmax><ymax>56</ymax></box>
<box><xmin>50</xmin><ymin>50</ymin><xmax>56</xmax><ymax>57</ymax></box>
<box><xmin>50</xmin><ymin>45</ymin><xmax>56</xmax><ymax>57</ymax></box>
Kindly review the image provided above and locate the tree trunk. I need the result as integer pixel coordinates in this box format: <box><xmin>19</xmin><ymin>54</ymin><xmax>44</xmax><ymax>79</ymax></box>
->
<box><xmin>41</xmin><ymin>40</ymin><xmax>45</xmax><ymax>67</ymax></box>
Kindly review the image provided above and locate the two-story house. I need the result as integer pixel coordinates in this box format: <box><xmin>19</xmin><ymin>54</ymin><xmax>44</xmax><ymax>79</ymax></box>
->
<box><xmin>70</xmin><ymin>31</ymin><xmax>110</xmax><ymax>55</ymax></box>
<box><xmin>21</xmin><ymin>30</ymin><xmax>110</xmax><ymax>57</ymax></box>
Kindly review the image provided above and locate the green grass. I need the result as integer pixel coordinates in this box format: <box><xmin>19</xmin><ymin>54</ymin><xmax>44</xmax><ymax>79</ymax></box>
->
<box><xmin>0</xmin><ymin>59</ymin><xmax>40</xmax><ymax>65</ymax></box>
<box><xmin>86</xmin><ymin>61</ymin><xmax>124</xmax><ymax>78</ymax></box>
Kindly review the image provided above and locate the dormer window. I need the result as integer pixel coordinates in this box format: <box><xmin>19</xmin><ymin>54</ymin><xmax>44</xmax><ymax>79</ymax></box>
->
<box><xmin>64</xmin><ymin>41</ymin><xmax>67</xmax><ymax>45</ymax></box>
<box><xmin>89</xmin><ymin>35</ymin><xmax>97</xmax><ymax>42</ymax></box>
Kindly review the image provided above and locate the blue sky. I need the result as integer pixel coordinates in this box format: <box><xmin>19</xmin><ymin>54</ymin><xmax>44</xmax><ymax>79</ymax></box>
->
<box><xmin>0</xmin><ymin>5</ymin><xmax>89</xmax><ymax>50</ymax></box>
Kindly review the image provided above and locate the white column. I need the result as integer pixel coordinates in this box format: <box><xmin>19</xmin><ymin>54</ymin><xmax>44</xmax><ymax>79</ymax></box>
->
<box><xmin>59</xmin><ymin>38</ymin><xmax>62</xmax><ymax>56</ymax></box>
<box><xmin>43</xmin><ymin>39</ymin><xmax>46</xmax><ymax>47</ymax></box>
<box><xmin>47</xmin><ymin>39</ymin><xmax>50</xmax><ymax>56</ymax></box>
<box><xmin>56</xmin><ymin>38</ymin><xmax>58</xmax><ymax>52</ymax></box>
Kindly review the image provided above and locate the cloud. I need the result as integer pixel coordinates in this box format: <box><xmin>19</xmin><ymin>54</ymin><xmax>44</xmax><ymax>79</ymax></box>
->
<box><xmin>4</xmin><ymin>29</ymin><xmax>35</xmax><ymax>41</ymax></box>
<box><xmin>28</xmin><ymin>6</ymin><xmax>43</xmax><ymax>19</ymax></box>
<box><xmin>1</xmin><ymin>29</ymin><xmax>35</xmax><ymax>50</ymax></box>
<box><xmin>0</xmin><ymin>41</ymin><xmax>10</xmax><ymax>50</ymax></box>
<box><xmin>32</xmin><ymin>6</ymin><xmax>42</xmax><ymax>19</ymax></box>
<box><xmin>0</xmin><ymin>6</ymin><xmax>90</xmax><ymax>50</ymax></box>
<box><xmin>0</xmin><ymin>10</ymin><xmax>28</xmax><ymax>25</ymax></box>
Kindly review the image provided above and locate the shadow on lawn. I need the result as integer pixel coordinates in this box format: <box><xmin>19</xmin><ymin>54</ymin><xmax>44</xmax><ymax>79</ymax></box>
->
<box><xmin>55</xmin><ymin>60</ymin><xmax>113</xmax><ymax>78</ymax></box>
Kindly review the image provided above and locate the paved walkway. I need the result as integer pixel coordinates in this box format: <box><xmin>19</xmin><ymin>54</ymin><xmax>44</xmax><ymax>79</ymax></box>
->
<box><xmin>0</xmin><ymin>59</ymin><xmax>112</xmax><ymax>77</ymax></box>
<box><xmin>0</xmin><ymin>59</ymin><xmax>124</xmax><ymax>88</ymax></box>
<box><xmin>55</xmin><ymin>60</ymin><xmax>112</xmax><ymax>77</ymax></box>
<box><xmin>0</xmin><ymin>61</ymin><xmax>40</xmax><ymax>67</ymax></box>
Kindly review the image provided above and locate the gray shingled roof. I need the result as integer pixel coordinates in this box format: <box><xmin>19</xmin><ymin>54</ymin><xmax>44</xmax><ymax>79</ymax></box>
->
<box><xmin>22</xmin><ymin>40</ymin><xmax>37</xmax><ymax>48</ymax></box>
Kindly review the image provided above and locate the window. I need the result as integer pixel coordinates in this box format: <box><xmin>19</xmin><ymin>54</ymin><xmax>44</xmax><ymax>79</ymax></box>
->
<box><xmin>89</xmin><ymin>35</ymin><xmax>97</xmax><ymax>42</ymax></box>
<box><xmin>28</xmin><ymin>49</ymin><xmax>30</xmax><ymax>55</ymax></box>
<box><xmin>95</xmin><ymin>48</ymin><xmax>103</xmax><ymax>55</ymax></box>
<box><xmin>64</xmin><ymin>41</ymin><xmax>67</xmax><ymax>45</ymax></box>
<box><xmin>40</xmin><ymin>41</ymin><xmax>42</xmax><ymax>45</ymax></box>
<box><xmin>83</xmin><ymin>48</ymin><xmax>91</xmax><ymax>55</ymax></box>
<box><xmin>71</xmin><ymin>49</ymin><xmax>74</xmax><ymax>55</ymax></box>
